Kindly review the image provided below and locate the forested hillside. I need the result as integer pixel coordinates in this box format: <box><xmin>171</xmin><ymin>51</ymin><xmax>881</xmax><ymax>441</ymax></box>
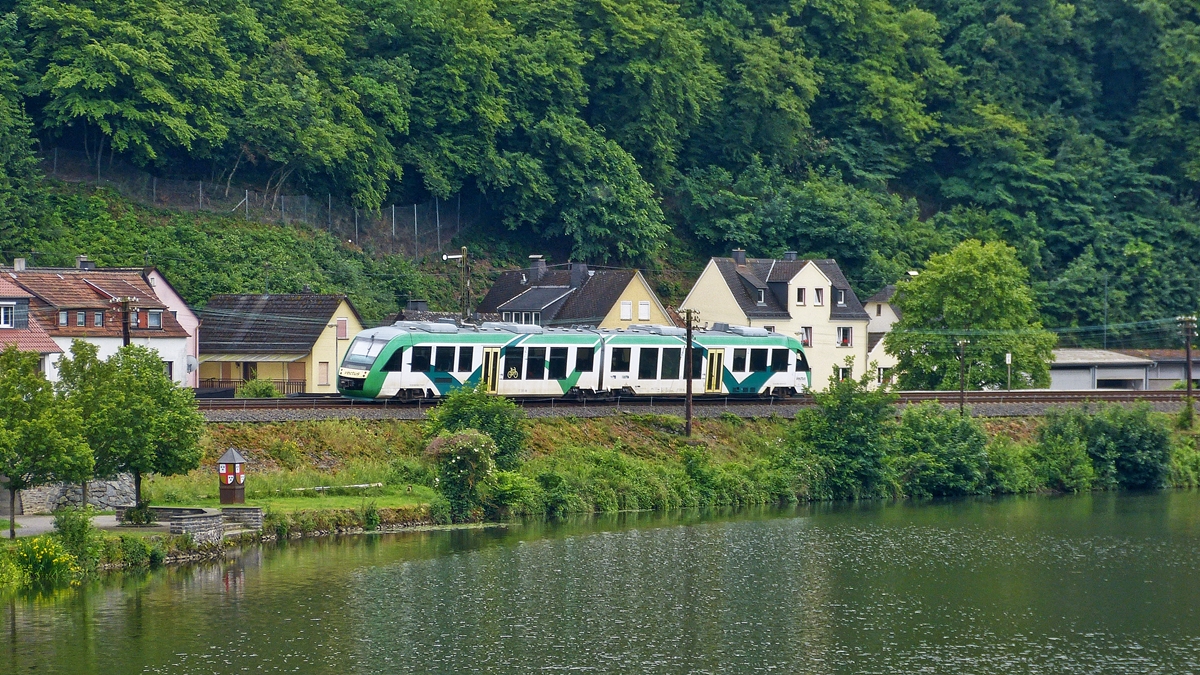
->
<box><xmin>0</xmin><ymin>0</ymin><xmax>1198</xmax><ymax>339</ymax></box>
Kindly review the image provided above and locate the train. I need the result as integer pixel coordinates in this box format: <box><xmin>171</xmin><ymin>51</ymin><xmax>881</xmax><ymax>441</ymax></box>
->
<box><xmin>337</xmin><ymin>321</ymin><xmax>812</xmax><ymax>400</ymax></box>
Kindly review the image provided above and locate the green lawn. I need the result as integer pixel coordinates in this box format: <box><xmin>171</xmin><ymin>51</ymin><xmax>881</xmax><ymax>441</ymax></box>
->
<box><xmin>169</xmin><ymin>489</ymin><xmax>434</xmax><ymax>513</ymax></box>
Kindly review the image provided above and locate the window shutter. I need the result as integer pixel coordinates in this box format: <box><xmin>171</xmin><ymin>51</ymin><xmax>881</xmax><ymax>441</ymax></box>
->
<box><xmin>620</xmin><ymin>301</ymin><xmax>632</xmax><ymax>321</ymax></box>
<box><xmin>336</xmin><ymin>317</ymin><xmax>348</xmax><ymax>339</ymax></box>
<box><xmin>638</xmin><ymin>301</ymin><xmax>650</xmax><ymax>321</ymax></box>
<box><xmin>14</xmin><ymin>301</ymin><xmax>28</xmax><ymax>329</ymax></box>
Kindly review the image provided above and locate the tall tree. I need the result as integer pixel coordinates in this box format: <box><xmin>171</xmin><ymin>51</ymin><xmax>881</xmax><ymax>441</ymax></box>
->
<box><xmin>886</xmin><ymin>239</ymin><xmax>1057</xmax><ymax>389</ymax></box>
<box><xmin>0</xmin><ymin>346</ymin><xmax>92</xmax><ymax>538</ymax></box>
<box><xmin>56</xmin><ymin>342</ymin><xmax>203</xmax><ymax>505</ymax></box>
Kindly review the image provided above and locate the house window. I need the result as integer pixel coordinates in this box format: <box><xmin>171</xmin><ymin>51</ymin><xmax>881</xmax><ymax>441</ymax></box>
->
<box><xmin>638</xmin><ymin>301</ymin><xmax>650</xmax><ymax>321</ymax></box>
<box><xmin>877</xmin><ymin>367</ymin><xmax>893</xmax><ymax>384</ymax></box>
<box><xmin>814</xmin><ymin>289</ymin><xmax>824</xmax><ymax>306</ymax></box>
<box><xmin>548</xmin><ymin>348</ymin><xmax>568</xmax><ymax>379</ymax></box>
<box><xmin>620</xmin><ymin>301</ymin><xmax>633</xmax><ymax>321</ymax></box>
<box><xmin>796</xmin><ymin>288</ymin><xmax>805</xmax><ymax>305</ymax></box>
<box><xmin>523</xmin><ymin>312</ymin><xmax>532</xmax><ymax>324</ymax></box>
<box><xmin>576</xmin><ymin>347</ymin><xmax>595</xmax><ymax>372</ymax></box>
<box><xmin>756</xmin><ymin>289</ymin><xmax>765</xmax><ymax>305</ymax></box>
<box><xmin>163</xmin><ymin>361</ymin><xmax>174</xmax><ymax>379</ymax></box>
<box><xmin>732</xmin><ymin>348</ymin><xmax>747</xmax><ymax>372</ymax></box>
<box><xmin>148</xmin><ymin>310</ymin><xmax>162</xmax><ymax>329</ymax></box>
<box><xmin>58</xmin><ymin>310</ymin><xmax>67</xmax><ymax>326</ymax></box>
<box><xmin>533</xmin><ymin>312</ymin><xmax>541</xmax><ymax>325</ymax></box>
<box><xmin>638</xmin><ymin>348</ymin><xmax>659</xmax><ymax>380</ymax></box>
<box><xmin>661</xmin><ymin>348</ymin><xmax>681</xmax><ymax>379</ymax></box>
<box><xmin>876</xmin><ymin>303</ymin><xmax>883</xmax><ymax>317</ymax></box>
<box><xmin>837</xmin><ymin>327</ymin><xmax>853</xmax><ymax>347</ymax></box>
<box><xmin>611</xmin><ymin>347</ymin><xmax>632</xmax><ymax>372</ymax></box>
<box><xmin>131</xmin><ymin>310</ymin><xmax>139</xmax><ymax>327</ymax></box>
<box><xmin>458</xmin><ymin>347</ymin><xmax>474</xmax><ymax>372</ymax></box>
<box><xmin>800</xmin><ymin>327</ymin><xmax>813</xmax><ymax>347</ymax></box>
<box><xmin>502</xmin><ymin>312</ymin><xmax>511</xmax><ymax>322</ymax></box>
<box><xmin>319</xmin><ymin>362</ymin><xmax>330</xmax><ymax>386</ymax></box>
<box><xmin>839</xmin><ymin>367</ymin><xmax>852</xmax><ymax>381</ymax></box>
<box><xmin>749</xmin><ymin>348</ymin><xmax>768</xmax><ymax>372</ymax></box>
<box><xmin>76</xmin><ymin>311</ymin><xmax>85</xmax><ymax>326</ymax></box>
<box><xmin>836</xmin><ymin>289</ymin><xmax>846</xmax><ymax>306</ymax></box>
<box><xmin>763</xmin><ymin>325</ymin><xmax>775</xmax><ymax>333</ymax></box>
<box><xmin>93</xmin><ymin>312</ymin><xmax>104</xmax><ymax>327</ymax></box>
<box><xmin>526</xmin><ymin>347</ymin><xmax>546</xmax><ymax>380</ymax></box>
<box><xmin>0</xmin><ymin>305</ymin><xmax>12</xmax><ymax>328</ymax></box>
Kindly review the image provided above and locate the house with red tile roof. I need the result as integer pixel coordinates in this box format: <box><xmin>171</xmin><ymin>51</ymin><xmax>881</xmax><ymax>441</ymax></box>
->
<box><xmin>0</xmin><ymin>277</ymin><xmax>61</xmax><ymax>375</ymax></box>
<box><xmin>3</xmin><ymin>256</ymin><xmax>198</xmax><ymax>385</ymax></box>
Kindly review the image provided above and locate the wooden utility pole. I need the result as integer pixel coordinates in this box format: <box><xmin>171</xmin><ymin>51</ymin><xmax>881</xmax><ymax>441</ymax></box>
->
<box><xmin>958</xmin><ymin>339</ymin><xmax>967</xmax><ymax>415</ymax></box>
<box><xmin>443</xmin><ymin>247</ymin><xmax>469</xmax><ymax>320</ymax></box>
<box><xmin>111</xmin><ymin>296</ymin><xmax>139</xmax><ymax>346</ymax></box>
<box><xmin>685</xmin><ymin>309</ymin><xmax>696</xmax><ymax>437</ymax></box>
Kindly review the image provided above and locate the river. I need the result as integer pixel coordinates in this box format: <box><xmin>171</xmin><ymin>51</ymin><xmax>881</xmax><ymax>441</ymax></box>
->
<box><xmin>5</xmin><ymin>492</ymin><xmax>1200</xmax><ymax>674</ymax></box>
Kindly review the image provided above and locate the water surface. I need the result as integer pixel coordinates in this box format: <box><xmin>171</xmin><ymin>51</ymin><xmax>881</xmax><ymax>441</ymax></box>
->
<box><xmin>5</xmin><ymin>492</ymin><xmax>1200</xmax><ymax>673</ymax></box>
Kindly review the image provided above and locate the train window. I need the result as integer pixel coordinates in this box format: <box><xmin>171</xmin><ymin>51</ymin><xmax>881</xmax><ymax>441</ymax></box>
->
<box><xmin>749</xmin><ymin>348</ymin><xmax>768</xmax><ymax>372</ymax></box>
<box><xmin>576</xmin><ymin>347</ymin><xmax>595</xmax><ymax>372</ymax></box>
<box><xmin>344</xmin><ymin>336</ymin><xmax>387</xmax><ymax>368</ymax></box>
<box><xmin>689</xmin><ymin>350</ymin><xmax>704</xmax><ymax>379</ymax></box>
<box><xmin>457</xmin><ymin>346</ymin><xmax>473</xmax><ymax>372</ymax></box>
<box><xmin>611</xmin><ymin>348</ymin><xmax>631</xmax><ymax>372</ymax></box>
<box><xmin>771</xmin><ymin>349</ymin><xmax>790</xmax><ymax>372</ymax></box>
<box><xmin>381</xmin><ymin>348</ymin><xmax>405</xmax><ymax>372</ymax></box>
<box><xmin>638</xmin><ymin>348</ymin><xmax>659</xmax><ymax>379</ymax></box>
<box><xmin>411</xmin><ymin>346</ymin><xmax>432</xmax><ymax>372</ymax></box>
<box><xmin>661</xmin><ymin>348</ymin><xmax>681</xmax><ymax>379</ymax></box>
<box><xmin>504</xmin><ymin>347</ymin><xmax>523</xmax><ymax>379</ymax></box>
<box><xmin>548</xmin><ymin>348</ymin><xmax>568</xmax><ymax>379</ymax></box>
<box><xmin>434</xmin><ymin>346</ymin><xmax>455</xmax><ymax>372</ymax></box>
<box><xmin>732</xmin><ymin>348</ymin><xmax>747</xmax><ymax>372</ymax></box>
<box><xmin>526</xmin><ymin>347</ymin><xmax>546</xmax><ymax>380</ymax></box>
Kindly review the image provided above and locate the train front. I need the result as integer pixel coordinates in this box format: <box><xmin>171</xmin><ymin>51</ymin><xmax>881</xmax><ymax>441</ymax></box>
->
<box><xmin>338</xmin><ymin>328</ymin><xmax>404</xmax><ymax>399</ymax></box>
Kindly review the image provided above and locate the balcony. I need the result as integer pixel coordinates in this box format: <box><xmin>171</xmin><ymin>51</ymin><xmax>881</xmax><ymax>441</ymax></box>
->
<box><xmin>198</xmin><ymin>379</ymin><xmax>306</xmax><ymax>395</ymax></box>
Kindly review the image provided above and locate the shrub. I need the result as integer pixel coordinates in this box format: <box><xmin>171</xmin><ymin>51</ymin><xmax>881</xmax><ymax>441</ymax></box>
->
<box><xmin>360</xmin><ymin>501</ymin><xmax>381</xmax><ymax>531</ymax></box>
<box><xmin>986</xmin><ymin>436</ymin><xmax>1037</xmax><ymax>493</ymax></box>
<box><xmin>788</xmin><ymin>362</ymin><xmax>898</xmax><ymax>499</ymax></box>
<box><xmin>387</xmin><ymin>457</ymin><xmax>436</xmax><ymax>487</ymax></box>
<box><xmin>536</xmin><ymin>471</ymin><xmax>573</xmax><ymax>518</ymax></box>
<box><xmin>1032</xmin><ymin>410</ymin><xmax>1095</xmax><ymax>492</ymax></box>
<box><xmin>1170</xmin><ymin>435</ymin><xmax>1200</xmax><ymax>487</ymax></box>
<box><xmin>122</xmin><ymin>502</ymin><xmax>156</xmax><ymax>525</ymax></box>
<box><xmin>267</xmin><ymin>439</ymin><xmax>303</xmax><ymax>469</ymax></box>
<box><xmin>425</xmin><ymin>430</ymin><xmax>497</xmax><ymax>521</ymax></box>
<box><xmin>889</xmin><ymin>402</ymin><xmax>990</xmax><ymax>498</ymax></box>
<box><xmin>236</xmin><ymin>379</ymin><xmax>283</xmax><ymax>399</ymax></box>
<box><xmin>427</xmin><ymin>495</ymin><xmax>452</xmax><ymax>524</ymax></box>
<box><xmin>11</xmin><ymin>536</ymin><xmax>79</xmax><ymax>585</ymax></box>
<box><xmin>0</xmin><ymin>553</ymin><xmax>22</xmax><ymax>587</ymax></box>
<box><xmin>52</xmin><ymin>507</ymin><xmax>100</xmax><ymax>569</ymax></box>
<box><xmin>486</xmin><ymin>471</ymin><xmax>544</xmax><ymax>517</ymax></box>
<box><xmin>1084</xmin><ymin>404</ymin><xmax>1171</xmax><ymax>490</ymax></box>
<box><xmin>426</xmin><ymin>384</ymin><xmax>526</xmax><ymax>470</ymax></box>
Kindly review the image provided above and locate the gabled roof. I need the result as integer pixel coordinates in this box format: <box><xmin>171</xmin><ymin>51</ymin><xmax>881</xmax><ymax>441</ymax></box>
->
<box><xmin>0</xmin><ymin>315</ymin><xmax>61</xmax><ymax>355</ymax></box>
<box><xmin>7</xmin><ymin>268</ymin><xmax>190</xmax><ymax>338</ymax></box>
<box><xmin>713</xmin><ymin>259</ymin><xmax>790</xmax><ymax>319</ymax></box>
<box><xmin>477</xmin><ymin>266</ymin><xmax>652</xmax><ymax>326</ymax></box>
<box><xmin>0</xmin><ymin>278</ymin><xmax>31</xmax><ymax>299</ymax></box>
<box><xmin>865</xmin><ymin>285</ymin><xmax>897</xmax><ymax>304</ymax></box>
<box><xmin>200</xmin><ymin>294</ymin><xmax>362</xmax><ymax>355</ymax></box>
<box><xmin>707</xmin><ymin>256</ymin><xmax>870</xmax><ymax>321</ymax></box>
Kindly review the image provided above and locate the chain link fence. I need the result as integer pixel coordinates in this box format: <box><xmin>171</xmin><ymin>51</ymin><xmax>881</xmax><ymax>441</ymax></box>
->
<box><xmin>40</xmin><ymin>147</ymin><xmax>482</xmax><ymax>260</ymax></box>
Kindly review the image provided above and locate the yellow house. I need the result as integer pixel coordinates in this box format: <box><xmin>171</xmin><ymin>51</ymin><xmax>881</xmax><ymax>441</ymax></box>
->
<box><xmin>476</xmin><ymin>257</ymin><xmax>673</xmax><ymax>328</ymax></box>
<box><xmin>198</xmin><ymin>293</ymin><xmax>364</xmax><ymax>394</ymax></box>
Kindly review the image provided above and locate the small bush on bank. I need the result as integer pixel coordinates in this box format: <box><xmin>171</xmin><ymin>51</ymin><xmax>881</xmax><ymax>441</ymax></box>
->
<box><xmin>388</xmin><ymin>457</ymin><xmax>436</xmax><ymax>487</ymax></box>
<box><xmin>486</xmin><ymin>471</ymin><xmax>544</xmax><ymax>517</ymax></box>
<box><xmin>360</xmin><ymin>501</ymin><xmax>380</xmax><ymax>531</ymax></box>
<box><xmin>1032</xmin><ymin>410</ymin><xmax>1095</xmax><ymax>492</ymax></box>
<box><xmin>889</xmin><ymin>403</ymin><xmax>990</xmax><ymax>498</ymax></box>
<box><xmin>1169</xmin><ymin>434</ymin><xmax>1200</xmax><ymax>487</ymax></box>
<box><xmin>1084</xmin><ymin>404</ymin><xmax>1171</xmax><ymax>490</ymax></box>
<box><xmin>986</xmin><ymin>436</ymin><xmax>1037</xmax><ymax>493</ymax></box>
<box><xmin>122</xmin><ymin>502</ymin><xmax>156</xmax><ymax>525</ymax></box>
<box><xmin>426</xmin><ymin>430</ymin><xmax>497</xmax><ymax>521</ymax></box>
<box><xmin>235</xmin><ymin>379</ymin><xmax>283</xmax><ymax>399</ymax></box>
<box><xmin>426</xmin><ymin>384</ymin><xmax>526</xmax><ymax>470</ymax></box>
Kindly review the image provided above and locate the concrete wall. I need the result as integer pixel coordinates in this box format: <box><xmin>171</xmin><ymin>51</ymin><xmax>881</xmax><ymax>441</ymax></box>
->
<box><xmin>48</xmin><ymin>335</ymin><xmax>190</xmax><ymax>386</ymax></box>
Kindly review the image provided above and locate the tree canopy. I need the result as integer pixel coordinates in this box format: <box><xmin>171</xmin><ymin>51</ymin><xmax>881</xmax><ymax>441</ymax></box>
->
<box><xmin>886</xmin><ymin>239</ymin><xmax>1057</xmax><ymax>389</ymax></box>
<box><xmin>0</xmin><ymin>0</ymin><xmax>1197</xmax><ymax>333</ymax></box>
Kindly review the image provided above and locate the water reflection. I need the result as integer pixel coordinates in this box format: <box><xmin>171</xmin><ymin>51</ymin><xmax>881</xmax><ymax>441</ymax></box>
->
<box><xmin>4</xmin><ymin>494</ymin><xmax>1200</xmax><ymax>673</ymax></box>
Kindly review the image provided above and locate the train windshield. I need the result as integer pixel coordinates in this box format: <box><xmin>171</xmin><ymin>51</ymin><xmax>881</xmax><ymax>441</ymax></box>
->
<box><xmin>343</xmin><ymin>336</ymin><xmax>388</xmax><ymax>368</ymax></box>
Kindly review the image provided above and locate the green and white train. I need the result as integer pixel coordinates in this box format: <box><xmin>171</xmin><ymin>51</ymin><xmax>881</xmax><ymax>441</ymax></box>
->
<box><xmin>337</xmin><ymin>321</ymin><xmax>811</xmax><ymax>400</ymax></box>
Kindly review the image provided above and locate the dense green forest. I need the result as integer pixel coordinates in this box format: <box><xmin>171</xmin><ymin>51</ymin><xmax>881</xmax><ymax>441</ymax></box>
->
<box><xmin>0</xmin><ymin>0</ymin><xmax>1199</xmax><ymax>340</ymax></box>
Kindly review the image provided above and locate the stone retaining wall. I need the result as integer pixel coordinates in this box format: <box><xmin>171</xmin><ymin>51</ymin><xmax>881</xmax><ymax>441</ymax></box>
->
<box><xmin>169</xmin><ymin>510</ymin><xmax>225</xmax><ymax>545</ymax></box>
<box><xmin>222</xmin><ymin>507</ymin><xmax>263</xmax><ymax>530</ymax></box>
<box><xmin>11</xmin><ymin>475</ymin><xmax>135</xmax><ymax>515</ymax></box>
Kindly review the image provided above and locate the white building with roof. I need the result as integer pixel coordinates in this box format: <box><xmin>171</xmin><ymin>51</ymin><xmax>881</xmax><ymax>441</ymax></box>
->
<box><xmin>1049</xmin><ymin>349</ymin><xmax>1153</xmax><ymax>390</ymax></box>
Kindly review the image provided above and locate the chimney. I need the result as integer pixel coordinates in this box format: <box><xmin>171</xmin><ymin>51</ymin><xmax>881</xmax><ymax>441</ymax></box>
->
<box><xmin>528</xmin><ymin>254</ymin><xmax>547</xmax><ymax>282</ymax></box>
<box><xmin>732</xmin><ymin>248</ymin><xmax>747</xmax><ymax>266</ymax></box>
<box><xmin>406</xmin><ymin>299</ymin><xmax>429</xmax><ymax>312</ymax></box>
<box><xmin>13</xmin><ymin>258</ymin><xmax>25</xmax><ymax>271</ymax></box>
<box><xmin>570</xmin><ymin>262</ymin><xmax>589</xmax><ymax>288</ymax></box>
<box><xmin>783</xmin><ymin>251</ymin><xmax>798</xmax><ymax>261</ymax></box>
<box><xmin>76</xmin><ymin>254</ymin><xmax>96</xmax><ymax>270</ymax></box>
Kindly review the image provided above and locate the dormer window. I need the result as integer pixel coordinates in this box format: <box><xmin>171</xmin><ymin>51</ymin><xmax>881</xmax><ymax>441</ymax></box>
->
<box><xmin>756</xmin><ymin>289</ymin><xmax>765</xmax><ymax>305</ymax></box>
<box><xmin>149</xmin><ymin>310</ymin><xmax>163</xmax><ymax>329</ymax></box>
<box><xmin>76</xmin><ymin>311</ymin><xmax>85</xmax><ymax>327</ymax></box>
<box><xmin>836</xmin><ymin>289</ymin><xmax>846</xmax><ymax>306</ymax></box>
<box><xmin>58</xmin><ymin>310</ymin><xmax>67</xmax><ymax>326</ymax></box>
<box><xmin>0</xmin><ymin>305</ymin><xmax>12</xmax><ymax>328</ymax></box>
<box><xmin>131</xmin><ymin>309</ymin><xmax>139</xmax><ymax>327</ymax></box>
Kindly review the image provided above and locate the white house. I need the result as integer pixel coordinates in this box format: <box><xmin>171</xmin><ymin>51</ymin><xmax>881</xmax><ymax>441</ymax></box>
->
<box><xmin>4</xmin><ymin>256</ymin><xmax>196</xmax><ymax>385</ymax></box>
<box><xmin>863</xmin><ymin>285</ymin><xmax>900</xmax><ymax>385</ymax></box>
<box><xmin>679</xmin><ymin>249</ymin><xmax>870</xmax><ymax>389</ymax></box>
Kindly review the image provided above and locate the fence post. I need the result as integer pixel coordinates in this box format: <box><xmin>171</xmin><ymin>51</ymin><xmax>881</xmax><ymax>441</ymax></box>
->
<box><xmin>354</xmin><ymin>208</ymin><xmax>358</xmax><ymax>243</ymax></box>
<box><xmin>245</xmin><ymin>189</ymin><xmax>249</xmax><ymax>219</ymax></box>
<box><xmin>152</xmin><ymin>176</ymin><xmax>156</xmax><ymax>203</ymax></box>
<box><xmin>198</xmin><ymin>181</ymin><xmax>202</xmax><ymax>210</ymax></box>
<box><xmin>52</xmin><ymin>147</ymin><xmax>57</xmax><ymax>175</ymax></box>
<box><xmin>436</xmin><ymin>197</ymin><xmax>441</xmax><ymax>252</ymax></box>
<box><xmin>327</xmin><ymin>194</ymin><xmax>332</xmax><ymax>232</ymax></box>
<box><xmin>282</xmin><ymin>195</ymin><xmax>285</xmax><ymax>224</ymax></box>
<box><xmin>413</xmin><ymin>203</ymin><xmax>418</xmax><ymax>260</ymax></box>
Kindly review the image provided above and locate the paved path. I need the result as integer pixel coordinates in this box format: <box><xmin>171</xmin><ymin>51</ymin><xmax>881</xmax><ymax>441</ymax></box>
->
<box><xmin>8</xmin><ymin>515</ymin><xmax>166</xmax><ymax>538</ymax></box>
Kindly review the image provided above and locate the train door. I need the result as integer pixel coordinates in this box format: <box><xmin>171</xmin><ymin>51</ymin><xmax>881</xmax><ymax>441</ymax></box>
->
<box><xmin>481</xmin><ymin>348</ymin><xmax>501</xmax><ymax>394</ymax></box>
<box><xmin>705</xmin><ymin>350</ymin><xmax>724</xmax><ymax>393</ymax></box>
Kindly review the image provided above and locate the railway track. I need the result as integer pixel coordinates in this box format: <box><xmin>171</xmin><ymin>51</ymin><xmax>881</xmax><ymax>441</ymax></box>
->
<box><xmin>197</xmin><ymin>389</ymin><xmax>1190</xmax><ymax>411</ymax></box>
